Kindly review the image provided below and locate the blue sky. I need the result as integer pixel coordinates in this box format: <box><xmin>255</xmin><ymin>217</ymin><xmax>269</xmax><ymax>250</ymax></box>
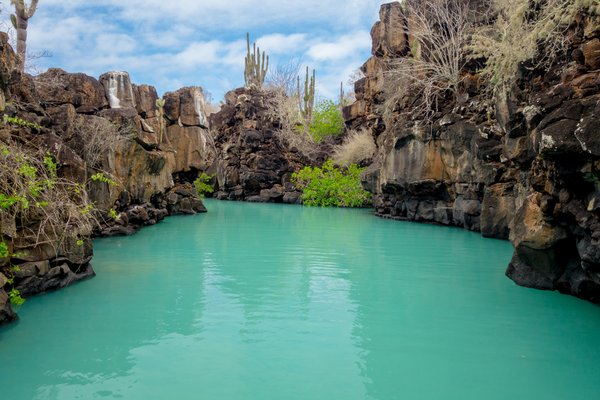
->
<box><xmin>3</xmin><ymin>0</ymin><xmax>391</xmax><ymax>102</ymax></box>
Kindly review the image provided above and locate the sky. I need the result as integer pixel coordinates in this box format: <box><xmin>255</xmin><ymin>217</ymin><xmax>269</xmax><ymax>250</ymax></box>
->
<box><xmin>1</xmin><ymin>0</ymin><xmax>392</xmax><ymax>102</ymax></box>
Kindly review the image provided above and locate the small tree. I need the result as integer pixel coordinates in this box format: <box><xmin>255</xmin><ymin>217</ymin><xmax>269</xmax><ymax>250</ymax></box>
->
<box><xmin>308</xmin><ymin>99</ymin><xmax>345</xmax><ymax>142</ymax></box>
<box><xmin>267</xmin><ymin>57</ymin><xmax>302</xmax><ymax>95</ymax></box>
<box><xmin>10</xmin><ymin>0</ymin><xmax>38</xmax><ymax>71</ymax></box>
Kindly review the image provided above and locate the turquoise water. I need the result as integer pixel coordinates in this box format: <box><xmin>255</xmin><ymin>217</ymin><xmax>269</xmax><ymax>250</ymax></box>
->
<box><xmin>1</xmin><ymin>200</ymin><xmax>600</xmax><ymax>399</ymax></box>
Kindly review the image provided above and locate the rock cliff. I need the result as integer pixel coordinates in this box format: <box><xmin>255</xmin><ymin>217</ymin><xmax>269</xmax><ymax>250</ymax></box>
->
<box><xmin>209</xmin><ymin>87</ymin><xmax>327</xmax><ymax>204</ymax></box>
<box><xmin>0</xmin><ymin>35</ymin><xmax>211</xmax><ymax>324</ymax></box>
<box><xmin>347</xmin><ymin>2</ymin><xmax>600</xmax><ymax>302</ymax></box>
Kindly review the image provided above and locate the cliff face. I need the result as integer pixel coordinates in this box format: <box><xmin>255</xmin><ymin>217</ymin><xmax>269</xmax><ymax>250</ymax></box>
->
<box><xmin>209</xmin><ymin>87</ymin><xmax>324</xmax><ymax>204</ymax></box>
<box><xmin>0</xmin><ymin>35</ymin><xmax>211</xmax><ymax>324</ymax></box>
<box><xmin>347</xmin><ymin>2</ymin><xmax>600</xmax><ymax>302</ymax></box>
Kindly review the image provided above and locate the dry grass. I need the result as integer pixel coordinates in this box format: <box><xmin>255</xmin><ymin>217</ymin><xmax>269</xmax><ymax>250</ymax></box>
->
<box><xmin>0</xmin><ymin>139</ymin><xmax>95</xmax><ymax>253</ymax></box>
<box><xmin>384</xmin><ymin>0</ymin><xmax>473</xmax><ymax>120</ymax></box>
<box><xmin>266</xmin><ymin>57</ymin><xmax>303</xmax><ymax>96</ymax></box>
<box><xmin>266</xmin><ymin>88</ymin><xmax>321</xmax><ymax>159</ymax></box>
<box><xmin>332</xmin><ymin>128</ymin><xmax>376</xmax><ymax>167</ymax></box>
<box><xmin>72</xmin><ymin>115</ymin><xmax>127</xmax><ymax>171</ymax></box>
<box><xmin>471</xmin><ymin>0</ymin><xmax>599</xmax><ymax>95</ymax></box>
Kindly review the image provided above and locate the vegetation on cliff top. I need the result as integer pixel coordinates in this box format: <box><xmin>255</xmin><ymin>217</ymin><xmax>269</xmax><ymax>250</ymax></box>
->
<box><xmin>384</xmin><ymin>0</ymin><xmax>599</xmax><ymax>121</ymax></box>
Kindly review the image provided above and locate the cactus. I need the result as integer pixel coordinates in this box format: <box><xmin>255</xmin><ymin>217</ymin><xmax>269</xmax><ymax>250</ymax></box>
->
<box><xmin>297</xmin><ymin>66</ymin><xmax>316</xmax><ymax>133</ymax></box>
<box><xmin>244</xmin><ymin>33</ymin><xmax>269</xmax><ymax>89</ymax></box>
<box><xmin>10</xmin><ymin>0</ymin><xmax>38</xmax><ymax>71</ymax></box>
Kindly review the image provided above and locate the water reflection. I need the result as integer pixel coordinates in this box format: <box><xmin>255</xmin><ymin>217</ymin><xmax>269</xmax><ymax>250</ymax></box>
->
<box><xmin>1</xmin><ymin>200</ymin><xmax>600</xmax><ymax>399</ymax></box>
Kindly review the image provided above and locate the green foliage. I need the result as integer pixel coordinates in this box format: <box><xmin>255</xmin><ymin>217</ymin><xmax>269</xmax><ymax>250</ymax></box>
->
<box><xmin>3</xmin><ymin>115</ymin><xmax>41</xmax><ymax>130</ymax></box>
<box><xmin>108</xmin><ymin>208</ymin><xmax>119</xmax><ymax>220</ymax></box>
<box><xmin>0</xmin><ymin>241</ymin><xmax>8</xmax><ymax>258</ymax></box>
<box><xmin>307</xmin><ymin>100</ymin><xmax>345</xmax><ymax>142</ymax></box>
<box><xmin>90</xmin><ymin>172</ymin><xmax>117</xmax><ymax>186</ymax></box>
<box><xmin>0</xmin><ymin>193</ymin><xmax>20</xmax><ymax>209</ymax></box>
<box><xmin>194</xmin><ymin>173</ymin><xmax>214</xmax><ymax>198</ymax></box>
<box><xmin>0</xmin><ymin>141</ymin><xmax>96</xmax><ymax>266</ymax></box>
<box><xmin>8</xmin><ymin>288</ymin><xmax>25</xmax><ymax>306</ymax></box>
<box><xmin>292</xmin><ymin>160</ymin><xmax>371</xmax><ymax>207</ymax></box>
<box><xmin>1</xmin><ymin>254</ymin><xmax>25</xmax><ymax>306</ymax></box>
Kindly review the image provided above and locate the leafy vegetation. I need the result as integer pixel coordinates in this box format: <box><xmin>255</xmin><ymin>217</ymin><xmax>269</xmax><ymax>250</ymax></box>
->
<box><xmin>3</xmin><ymin>114</ymin><xmax>41</xmax><ymax>130</ymax></box>
<box><xmin>1</xmin><ymin>250</ymin><xmax>25</xmax><ymax>306</ymax></box>
<box><xmin>307</xmin><ymin>99</ymin><xmax>345</xmax><ymax>142</ymax></box>
<box><xmin>292</xmin><ymin>160</ymin><xmax>371</xmax><ymax>207</ymax></box>
<box><xmin>0</xmin><ymin>141</ymin><xmax>97</xmax><ymax>306</ymax></box>
<box><xmin>194</xmin><ymin>172</ymin><xmax>214</xmax><ymax>198</ymax></box>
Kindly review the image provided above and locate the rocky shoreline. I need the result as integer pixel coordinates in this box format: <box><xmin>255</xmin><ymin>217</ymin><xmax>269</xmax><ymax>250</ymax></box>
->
<box><xmin>2</xmin><ymin>0</ymin><xmax>600</xmax><ymax>326</ymax></box>
<box><xmin>344</xmin><ymin>2</ymin><xmax>600</xmax><ymax>303</ymax></box>
<box><xmin>0</xmin><ymin>31</ymin><xmax>211</xmax><ymax>325</ymax></box>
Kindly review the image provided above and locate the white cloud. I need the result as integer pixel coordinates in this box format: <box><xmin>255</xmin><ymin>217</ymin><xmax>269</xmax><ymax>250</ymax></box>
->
<box><xmin>256</xmin><ymin>33</ymin><xmax>308</xmax><ymax>55</ymax></box>
<box><xmin>2</xmin><ymin>0</ymin><xmax>391</xmax><ymax>99</ymax></box>
<box><xmin>307</xmin><ymin>31</ymin><xmax>372</xmax><ymax>62</ymax></box>
<box><xmin>95</xmin><ymin>34</ymin><xmax>138</xmax><ymax>55</ymax></box>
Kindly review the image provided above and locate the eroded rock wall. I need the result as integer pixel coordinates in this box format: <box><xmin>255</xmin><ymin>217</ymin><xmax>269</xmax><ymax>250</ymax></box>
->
<box><xmin>209</xmin><ymin>87</ymin><xmax>315</xmax><ymax>204</ymax></box>
<box><xmin>349</xmin><ymin>2</ymin><xmax>600</xmax><ymax>302</ymax></box>
<box><xmin>0</xmin><ymin>40</ymin><xmax>211</xmax><ymax>324</ymax></box>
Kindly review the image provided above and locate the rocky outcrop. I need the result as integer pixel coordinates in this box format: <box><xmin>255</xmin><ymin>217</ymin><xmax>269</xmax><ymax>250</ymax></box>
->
<box><xmin>35</xmin><ymin>68</ymin><xmax>108</xmax><ymax>112</ymax></box>
<box><xmin>209</xmin><ymin>87</ymin><xmax>313</xmax><ymax>203</ymax></box>
<box><xmin>350</xmin><ymin>2</ymin><xmax>600</xmax><ymax>303</ymax></box>
<box><xmin>0</xmin><ymin>33</ymin><xmax>211</xmax><ymax>324</ymax></box>
<box><xmin>164</xmin><ymin>86</ymin><xmax>210</xmax><ymax>128</ymax></box>
<box><xmin>99</xmin><ymin>71</ymin><xmax>136</xmax><ymax>109</ymax></box>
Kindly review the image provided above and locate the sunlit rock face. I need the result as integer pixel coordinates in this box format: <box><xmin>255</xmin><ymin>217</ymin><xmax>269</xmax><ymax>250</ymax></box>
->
<box><xmin>348</xmin><ymin>1</ymin><xmax>600</xmax><ymax>303</ymax></box>
<box><xmin>163</xmin><ymin>86</ymin><xmax>209</xmax><ymax>128</ymax></box>
<box><xmin>99</xmin><ymin>71</ymin><xmax>136</xmax><ymax>109</ymax></box>
<box><xmin>1</xmin><ymin>37</ymin><xmax>212</xmax><ymax>323</ymax></box>
<box><xmin>133</xmin><ymin>84</ymin><xmax>159</xmax><ymax>118</ymax></box>
<box><xmin>34</xmin><ymin>68</ymin><xmax>108</xmax><ymax>112</ymax></box>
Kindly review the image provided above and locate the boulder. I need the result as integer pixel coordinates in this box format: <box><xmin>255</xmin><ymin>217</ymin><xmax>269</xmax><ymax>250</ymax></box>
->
<box><xmin>372</xmin><ymin>2</ymin><xmax>408</xmax><ymax>58</ymax></box>
<box><xmin>163</xmin><ymin>87</ymin><xmax>209</xmax><ymax>128</ymax></box>
<box><xmin>99</xmin><ymin>71</ymin><xmax>136</xmax><ymax>109</ymax></box>
<box><xmin>34</xmin><ymin>68</ymin><xmax>108</xmax><ymax>110</ymax></box>
<box><xmin>581</xmin><ymin>38</ymin><xmax>600</xmax><ymax>70</ymax></box>
<box><xmin>133</xmin><ymin>84</ymin><xmax>159</xmax><ymax>118</ymax></box>
<box><xmin>0</xmin><ymin>288</ymin><xmax>17</xmax><ymax>326</ymax></box>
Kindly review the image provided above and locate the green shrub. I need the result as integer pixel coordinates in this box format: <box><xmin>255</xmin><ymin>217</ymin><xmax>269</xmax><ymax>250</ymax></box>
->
<box><xmin>308</xmin><ymin>99</ymin><xmax>345</xmax><ymax>142</ymax></box>
<box><xmin>194</xmin><ymin>172</ymin><xmax>214</xmax><ymax>198</ymax></box>
<box><xmin>291</xmin><ymin>160</ymin><xmax>371</xmax><ymax>207</ymax></box>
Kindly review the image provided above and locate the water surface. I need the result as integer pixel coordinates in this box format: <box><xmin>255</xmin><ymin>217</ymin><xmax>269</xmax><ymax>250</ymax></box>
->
<box><xmin>1</xmin><ymin>200</ymin><xmax>600</xmax><ymax>399</ymax></box>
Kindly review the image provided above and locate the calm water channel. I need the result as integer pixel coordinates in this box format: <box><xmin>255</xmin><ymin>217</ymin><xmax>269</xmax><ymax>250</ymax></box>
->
<box><xmin>1</xmin><ymin>200</ymin><xmax>600</xmax><ymax>399</ymax></box>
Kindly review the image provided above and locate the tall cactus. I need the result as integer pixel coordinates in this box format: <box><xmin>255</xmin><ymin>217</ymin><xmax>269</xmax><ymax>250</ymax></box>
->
<box><xmin>244</xmin><ymin>32</ymin><xmax>269</xmax><ymax>89</ymax></box>
<box><xmin>10</xmin><ymin>0</ymin><xmax>38</xmax><ymax>72</ymax></box>
<box><xmin>297</xmin><ymin>66</ymin><xmax>315</xmax><ymax>132</ymax></box>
